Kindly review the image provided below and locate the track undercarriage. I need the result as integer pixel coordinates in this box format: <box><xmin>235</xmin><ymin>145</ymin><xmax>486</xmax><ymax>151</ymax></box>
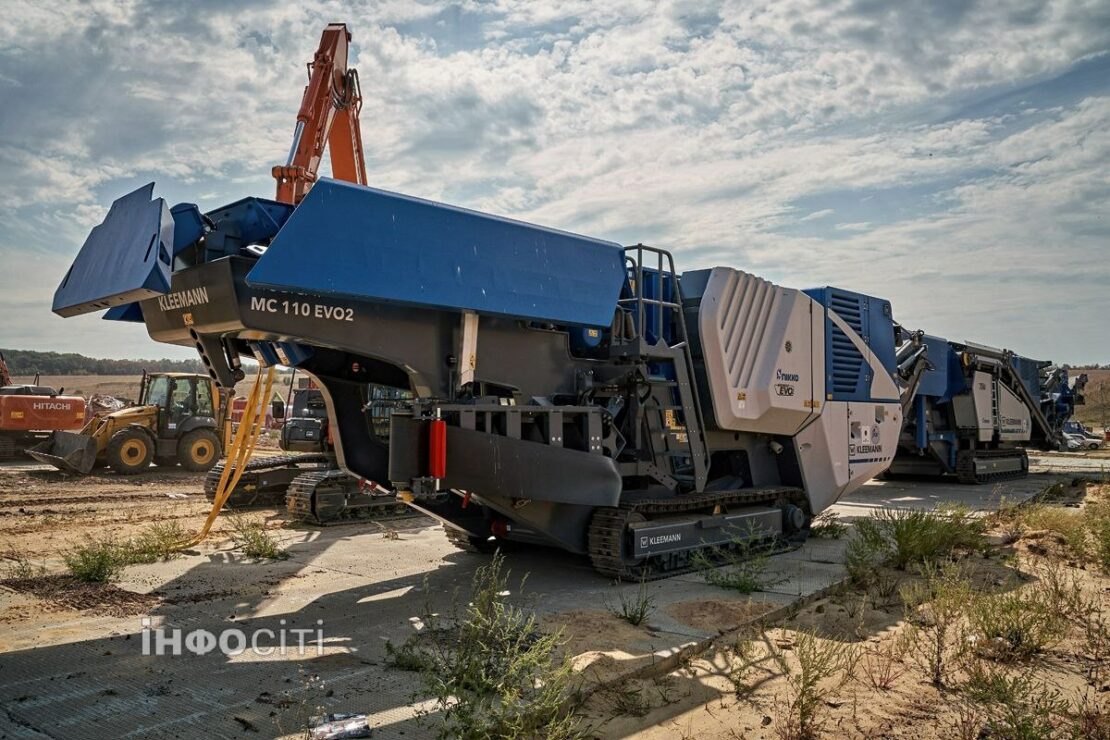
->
<box><xmin>584</xmin><ymin>487</ymin><xmax>808</xmax><ymax>580</ymax></box>
<box><xmin>205</xmin><ymin>454</ymin><xmax>411</xmax><ymax>526</ymax></box>
<box><xmin>439</xmin><ymin>486</ymin><xmax>809</xmax><ymax>581</ymax></box>
<box><xmin>955</xmin><ymin>448</ymin><xmax>1029</xmax><ymax>485</ymax></box>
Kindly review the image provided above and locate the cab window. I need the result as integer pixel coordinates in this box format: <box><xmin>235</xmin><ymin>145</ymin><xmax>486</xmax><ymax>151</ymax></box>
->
<box><xmin>146</xmin><ymin>376</ymin><xmax>170</xmax><ymax>408</ymax></box>
<box><xmin>169</xmin><ymin>378</ymin><xmax>197</xmax><ymax>422</ymax></box>
<box><xmin>195</xmin><ymin>380</ymin><xmax>214</xmax><ymax>417</ymax></box>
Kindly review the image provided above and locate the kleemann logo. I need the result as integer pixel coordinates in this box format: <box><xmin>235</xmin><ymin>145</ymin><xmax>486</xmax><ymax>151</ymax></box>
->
<box><xmin>157</xmin><ymin>287</ymin><xmax>210</xmax><ymax>311</ymax></box>
<box><xmin>640</xmin><ymin>533</ymin><xmax>682</xmax><ymax>548</ymax></box>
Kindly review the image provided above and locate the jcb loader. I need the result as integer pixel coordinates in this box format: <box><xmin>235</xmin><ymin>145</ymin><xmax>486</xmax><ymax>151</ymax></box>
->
<box><xmin>28</xmin><ymin>373</ymin><xmax>229</xmax><ymax>475</ymax></box>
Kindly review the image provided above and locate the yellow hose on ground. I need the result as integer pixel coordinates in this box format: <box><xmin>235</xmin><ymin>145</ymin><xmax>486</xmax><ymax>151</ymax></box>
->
<box><xmin>184</xmin><ymin>365</ymin><xmax>276</xmax><ymax>546</ymax></box>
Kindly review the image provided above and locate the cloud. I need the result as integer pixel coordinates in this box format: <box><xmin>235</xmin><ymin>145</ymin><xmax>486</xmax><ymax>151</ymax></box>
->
<box><xmin>0</xmin><ymin>0</ymin><xmax>1108</xmax><ymax>363</ymax></box>
<box><xmin>798</xmin><ymin>208</ymin><xmax>835</xmax><ymax>222</ymax></box>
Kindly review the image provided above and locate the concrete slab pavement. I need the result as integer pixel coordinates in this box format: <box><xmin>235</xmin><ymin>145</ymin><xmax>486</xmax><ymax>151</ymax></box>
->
<box><xmin>830</xmin><ymin>471</ymin><xmax>1071</xmax><ymax>520</ymax></box>
<box><xmin>1029</xmin><ymin>453</ymin><xmax>1110</xmax><ymax>476</ymax></box>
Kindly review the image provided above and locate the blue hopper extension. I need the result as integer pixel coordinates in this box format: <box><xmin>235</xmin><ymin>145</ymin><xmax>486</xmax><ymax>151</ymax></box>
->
<box><xmin>52</xmin><ymin>183</ymin><xmax>174</xmax><ymax>317</ymax></box>
<box><xmin>246</xmin><ymin>179</ymin><xmax>627</xmax><ymax>327</ymax></box>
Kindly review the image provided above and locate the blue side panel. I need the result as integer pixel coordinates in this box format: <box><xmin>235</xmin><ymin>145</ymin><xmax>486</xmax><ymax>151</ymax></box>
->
<box><xmin>804</xmin><ymin>286</ymin><xmax>896</xmax><ymax>402</ymax></box>
<box><xmin>915</xmin><ymin>334</ymin><xmax>968</xmax><ymax>401</ymax></box>
<box><xmin>274</xmin><ymin>342</ymin><xmax>314</xmax><ymax>367</ymax></box>
<box><xmin>1010</xmin><ymin>355</ymin><xmax>1043</xmax><ymax>399</ymax></box>
<box><xmin>247</xmin><ymin>179</ymin><xmax>626</xmax><ymax>327</ymax></box>
<box><xmin>249</xmin><ymin>342</ymin><xmax>281</xmax><ymax>368</ymax></box>
<box><xmin>866</xmin><ymin>295</ymin><xmax>897</xmax><ymax>377</ymax></box>
<box><xmin>170</xmin><ymin>203</ymin><xmax>206</xmax><ymax>255</ymax></box>
<box><xmin>53</xmin><ymin>183</ymin><xmax>174</xmax><ymax>317</ymax></box>
<box><xmin>944</xmin><ymin>342</ymin><xmax>968</xmax><ymax>399</ymax></box>
<box><xmin>206</xmin><ymin>197</ymin><xmax>293</xmax><ymax>244</ymax></box>
<box><xmin>247</xmin><ymin>340</ymin><xmax>315</xmax><ymax>368</ymax></box>
<box><xmin>915</xmin><ymin>335</ymin><xmax>954</xmax><ymax>398</ymax></box>
<box><xmin>639</xmin><ymin>267</ymin><xmax>676</xmax><ymax>346</ymax></box>
<box><xmin>203</xmin><ymin>197</ymin><xmax>295</xmax><ymax>259</ymax></box>
<box><xmin>915</xmin><ymin>395</ymin><xmax>929</xmax><ymax>449</ymax></box>
<box><xmin>103</xmin><ymin>302</ymin><xmax>145</xmax><ymax>323</ymax></box>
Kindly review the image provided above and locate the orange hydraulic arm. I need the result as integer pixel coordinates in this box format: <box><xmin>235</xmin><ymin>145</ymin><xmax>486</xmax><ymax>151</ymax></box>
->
<box><xmin>272</xmin><ymin>23</ymin><xmax>368</xmax><ymax>205</ymax></box>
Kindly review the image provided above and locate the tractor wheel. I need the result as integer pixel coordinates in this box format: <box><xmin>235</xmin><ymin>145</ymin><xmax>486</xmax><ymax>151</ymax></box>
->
<box><xmin>106</xmin><ymin>429</ymin><xmax>155</xmax><ymax>475</ymax></box>
<box><xmin>178</xmin><ymin>429</ymin><xmax>222</xmax><ymax>472</ymax></box>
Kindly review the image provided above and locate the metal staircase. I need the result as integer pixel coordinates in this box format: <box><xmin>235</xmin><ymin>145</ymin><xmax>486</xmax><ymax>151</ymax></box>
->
<box><xmin>614</xmin><ymin>244</ymin><xmax>709</xmax><ymax>492</ymax></box>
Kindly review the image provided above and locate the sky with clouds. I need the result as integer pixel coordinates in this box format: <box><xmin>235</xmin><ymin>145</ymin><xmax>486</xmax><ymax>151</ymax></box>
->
<box><xmin>1</xmin><ymin>0</ymin><xmax>1108</xmax><ymax>364</ymax></box>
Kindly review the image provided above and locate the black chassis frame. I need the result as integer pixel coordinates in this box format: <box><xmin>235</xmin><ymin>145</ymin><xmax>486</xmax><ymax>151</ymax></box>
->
<box><xmin>139</xmin><ymin>252</ymin><xmax>803</xmax><ymax>555</ymax></box>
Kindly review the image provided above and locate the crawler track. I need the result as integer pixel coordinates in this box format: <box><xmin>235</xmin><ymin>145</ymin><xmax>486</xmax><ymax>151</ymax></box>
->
<box><xmin>587</xmin><ymin>486</ymin><xmax>807</xmax><ymax>581</ymax></box>
<box><xmin>285</xmin><ymin>469</ymin><xmax>411</xmax><ymax>526</ymax></box>
<box><xmin>204</xmin><ymin>453</ymin><xmax>331</xmax><ymax>507</ymax></box>
<box><xmin>955</xmin><ymin>449</ymin><xmax>1029</xmax><ymax>485</ymax></box>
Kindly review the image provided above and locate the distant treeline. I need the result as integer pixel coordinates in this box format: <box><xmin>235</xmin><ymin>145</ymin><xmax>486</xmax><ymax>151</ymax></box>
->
<box><xmin>1</xmin><ymin>348</ymin><xmax>207</xmax><ymax>376</ymax></box>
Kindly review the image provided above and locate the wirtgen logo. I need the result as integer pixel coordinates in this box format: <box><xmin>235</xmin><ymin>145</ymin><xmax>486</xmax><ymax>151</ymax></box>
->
<box><xmin>141</xmin><ymin>618</ymin><xmax>325</xmax><ymax>656</ymax></box>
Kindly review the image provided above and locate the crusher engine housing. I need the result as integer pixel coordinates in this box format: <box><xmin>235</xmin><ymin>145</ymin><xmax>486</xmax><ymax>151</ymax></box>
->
<box><xmin>51</xmin><ymin>178</ymin><xmax>905</xmax><ymax>578</ymax></box>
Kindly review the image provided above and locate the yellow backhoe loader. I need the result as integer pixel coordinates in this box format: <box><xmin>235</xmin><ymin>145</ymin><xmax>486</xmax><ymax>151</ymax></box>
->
<box><xmin>28</xmin><ymin>372</ymin><xmax>230</xmax><ymax>475</ymax></box>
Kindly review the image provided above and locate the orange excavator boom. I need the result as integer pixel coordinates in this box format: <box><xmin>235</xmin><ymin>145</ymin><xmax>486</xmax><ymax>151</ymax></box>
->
<box><xmin>272</xmin><ymin>23</ymin><xmax>368</xmax><ymax>205</ymax></box>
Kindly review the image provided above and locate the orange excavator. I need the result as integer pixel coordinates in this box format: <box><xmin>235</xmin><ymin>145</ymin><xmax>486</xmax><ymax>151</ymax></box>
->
<box><xmin>0</xmin><ymin>352</ymin><xmax>87</xmax><ymax>460</ymax></box>
<box><xmin>271</xmin><ymin>23</ymin><xmax>368</xmax><ymax>205</ymax></box>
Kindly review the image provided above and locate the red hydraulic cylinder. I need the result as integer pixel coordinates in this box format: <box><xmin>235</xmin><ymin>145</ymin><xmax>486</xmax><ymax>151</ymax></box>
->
<box><xmin>428</xmin><ymin>419</ymin><xmax>447</xmax><ymax>479</ymax></box>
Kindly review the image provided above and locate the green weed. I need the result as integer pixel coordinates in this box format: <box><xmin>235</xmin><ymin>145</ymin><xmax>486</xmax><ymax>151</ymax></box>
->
<box><xmin>1087</xmin><ymin>499</ymin><xmax>1110</xmax><ymax>572</ymax></box>
<box><xmin>808</xmin><ymin>511</ymin><xmax>848</xmax><ymax>539</ymax></box>
<box><xmin>877</xmin><ymin>504</ymin><xmax>987</xmax><ymax>569</ymax></box>
<box><xmin>2</xmin><ymin>551</ymin><xmax>45</xmax><ymax>580</ymax></box>
<box><xmin>692</xmin><ymin>522</ymin><xmax>782</xmax><ymax>594</ymax></box>
<box><xmin>384</xmin><ymin>637</ymin><xmax>435</xmax><ymax>672</ymax></box>
<box><xmin>608</xmin><ymin>578</ymin><xmax>656</xmax><ymax>626</ymax></box>
<box><xmin>415</xmin><ymin>553</ymin><xmax>582</xmax><ymax>739</ymax></box>
<box><xmin>62</xmin><ymin>537</ymin><xmax>126</xmax><ymax>583</ymax></box>
<box><xmin>968</xmin><ymin>586</ymin><xmax>1067</xmax><ymax>661</ymax></box>
<box><xmin>774</xmin><ymin>630</ymin><xmax>857</xmax><ymax>739</ymax></box>
<box><xmin>1024</xmin><ymin>504</ymin><xmax>1090</xmax><ymax>558</ymax></box>
<box><xmin>900</xmin><ymin>560</ymin><xmax>972</xmax><ymax>686</ymax></box>
<box><xmin>961</xmin><ymin>662</ymin><xmax>1068</xmax><ymax>739</ymax></box>
<box><xmin>231</xmin><ymin>519</ymin><xmax>289</xmax><ymax>560</ymax></box>
<box><xmin>127</xmin><ymin>521</ymin><xmax>187</xmax><ymax>564</ymax></box>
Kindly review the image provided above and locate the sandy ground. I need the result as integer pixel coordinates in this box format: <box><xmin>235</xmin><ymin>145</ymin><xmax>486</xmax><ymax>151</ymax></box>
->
<box><xmin>0</xmin><ymin>456</ymin><xmax>1105</xmax><ymax>738</ymax></box>
<box><xmin>0</xmin><ymin>465</ymin><xmax>283</xmax><ymax>565</ymax></box>
<box><xmin>578</xmin><ymin>481</ymin><xmax>1110</xmax><ymax>739</ymax></box>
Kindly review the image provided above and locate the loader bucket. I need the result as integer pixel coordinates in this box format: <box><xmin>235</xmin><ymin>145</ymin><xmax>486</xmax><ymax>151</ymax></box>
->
<box><xmin>26</xmin><ymin>432</ymin><xmax>98</xmax><ymax>475</ymax></box>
